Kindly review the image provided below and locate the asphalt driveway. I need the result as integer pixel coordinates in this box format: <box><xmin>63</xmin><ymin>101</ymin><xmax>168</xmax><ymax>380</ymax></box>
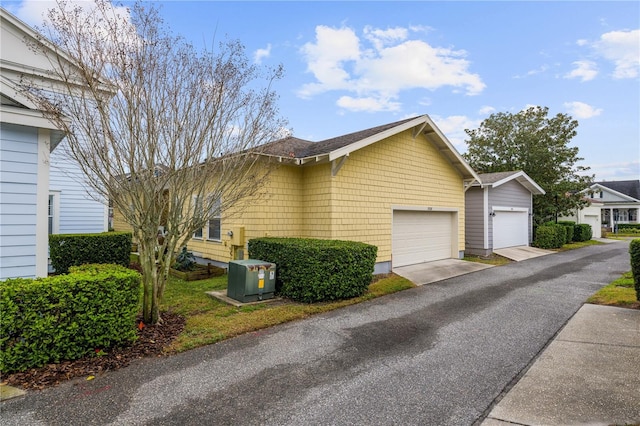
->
<box><xmin>0</xmin><ymin>241</ymin><xmax>631</xmax><ymax>425</ymax></box>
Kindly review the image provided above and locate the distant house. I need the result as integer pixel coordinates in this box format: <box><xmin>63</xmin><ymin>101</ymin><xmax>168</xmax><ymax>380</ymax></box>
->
<box><xmin>114</xmin><ymin>115</ymin><xmax>480</xmax><ymax>273</ymax></box>
<box><xmin>557</xmin><ymin>198</ymin><xmax>603</xmax><ymax>239</ymax></box>
<box><xmin>1</xmin><ymin>8</ymin><xmax>107</xmax><ymax>279</ymax></box>
<box><xmin>465</xmin><ymin>171</ymin><xmax>545</xmax><ymax>256</ymax></box>
<box><xmin>585</xmin><ymin>180</ymin><xmax>640</xmax><ymax>230</ymax></box>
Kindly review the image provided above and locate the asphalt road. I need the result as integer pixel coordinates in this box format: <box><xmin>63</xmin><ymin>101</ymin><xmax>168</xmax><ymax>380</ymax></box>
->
<box><xmin>0</xmin><ymin>241</ymin><xmax>631</xmax><ymax>426</ymax></box>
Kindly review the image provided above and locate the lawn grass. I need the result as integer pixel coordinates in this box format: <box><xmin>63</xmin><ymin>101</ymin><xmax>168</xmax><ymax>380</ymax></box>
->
<box><xmin>463</xmin><ymin>254</ymin><xmax>512</xmax><ymax>266</ymax></box>
<box><xmin>588</xmin><ymin>271</ymin><xmax>639</xmax><ymax>308</ymax></box>
<box><xmin>162</xmin><ymin>273</ymin><xmax>415</xmax><ymax>353</ymax></box>
<box><xmin>552</xmin><ymin>239</ymin><xmax>602</xmax><ymax>252</ymax></box>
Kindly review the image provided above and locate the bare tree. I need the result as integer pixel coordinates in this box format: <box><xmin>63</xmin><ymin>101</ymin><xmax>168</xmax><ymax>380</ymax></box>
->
<box><xmin>21</xmin><ymin>0</ymin><xmax>287</xmax><ymax>324</ymax></box>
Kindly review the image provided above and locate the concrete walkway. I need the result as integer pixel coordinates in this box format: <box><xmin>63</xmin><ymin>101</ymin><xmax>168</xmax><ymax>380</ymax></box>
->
<box><xmin>483</xmin><ymin>304</ymin><xmax>640</xmax><ymax>425</ymax></box>
<box><xmin>393</xmin><ymin>258</ymin><xmax>493</xmax><ymax>285</ymax></box>
<box><xmin>493</xmin><ymin>245</ymin><xmax>554</xmax><ymax>262</ymax></box>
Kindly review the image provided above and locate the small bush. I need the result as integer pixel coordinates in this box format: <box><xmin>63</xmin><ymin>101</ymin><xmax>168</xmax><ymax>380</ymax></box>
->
<box><xmin>630</xmin><ymin>239</ymin><xmax>640</xmax><ymax>301</ymax></box>
<box><xmin>49</xmin><ymin>232</ymin><xmax>132</xmax><ymax>274</ymax></box>
<box><xmin>558</xmin><ymin>223</ymin><xmax>574</xmax><ymax>243</ymax></box>
<box><xmin>173</xmin><ymin>247</ymin><xmax>197</xmax><ymax>272</ymax></box>
<box><xmin>573</xmin><ymin>224</ymin><xmax>593</xmax><ymax>242</ymax></box>
<box><xmin>0</xmin><ymin>264</ymin><xmax>141</xmax><ymax>373</ymax></box>
<box><xmin>534</xmin><ymin>224</ymin><xmax>566</xmax><ymax>249</ymax></box>
<box><xmin>248</xmin><ymin>237</ymin><xmax>377</xmax><ymax>303</ymax></box>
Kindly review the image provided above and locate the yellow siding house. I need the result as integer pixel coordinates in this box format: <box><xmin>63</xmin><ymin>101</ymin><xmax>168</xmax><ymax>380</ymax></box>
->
<box><xmin>186</xmin><ymin>115</ymin><xmax>479</xmax><ymax>274</ymax></box>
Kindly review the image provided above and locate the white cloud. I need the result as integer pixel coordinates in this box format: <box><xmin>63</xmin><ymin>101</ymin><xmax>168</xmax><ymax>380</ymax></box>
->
<box><xmin>336</xmin><ymin>96</ymin><xmax>401</xmax><ymax>112</ymax></box>
<box><xmin>564</xmin><ymin>60</ymin><xmax>598</xmax><ymax>82</ymax></box>
<box><xmin>478</xmin><ymin>105</ymin><xmax>495</xmax><ymax>115</ymax></box>
<box><xmin>430</xmin><ymin>114</ymin><xmax>481</xmax><ymax>149</ymax></box>
<box><xmin>298</xmin><ymin>26</ymin><xmax>361</xmax><ymax>98</ymax></box>
<box><xmin>563</xmin><ymin>101</ymin><xmax>603</xmax><ymax>119</ymax></box>
<box><xmin>514</xmin><ymin>65</ymin><xmax>549</xmax><ymax>79</ymax></box>
<box><xmin>592</xmin><ymin>29</ymin><xmax>640</xmax><ymax>79</ymax></box>
<box><xmin>298</xmin><ymin>25</ymin><xmax>485</xmax><ymax>112</ymax></box>
<box><xmin>254</xmin><ymin>44</ymin><xmax>272</xmax><ymax>64</ymax></box>
<box><xmin>363</xmin><ymin>26</ymin><xmax>408</xmax><ymax>51</ymax></box>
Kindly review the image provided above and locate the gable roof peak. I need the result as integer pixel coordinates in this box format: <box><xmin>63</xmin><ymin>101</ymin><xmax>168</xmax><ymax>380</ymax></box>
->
<box><xmin>593</xmin><ymin>179</ymin><xmax>640</xmax><ymax>200</ymax></box>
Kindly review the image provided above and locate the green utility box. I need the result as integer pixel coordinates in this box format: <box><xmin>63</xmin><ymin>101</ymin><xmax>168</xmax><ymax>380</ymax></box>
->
<box><xmin>227</xmin><ymin>259</ymin><xmax>276</xmax><ymax>303</ymax></box>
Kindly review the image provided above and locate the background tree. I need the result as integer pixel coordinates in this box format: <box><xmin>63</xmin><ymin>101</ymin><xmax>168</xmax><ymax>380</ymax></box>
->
<box><xmin>22</xmin><ymin>0</ymin><xmax>287</xmax><ymax>324</ymax></box>
<box><xmin>463</xmin><ymin>106</ymin><xmax>593</xmax><ymax>225</ymax></box>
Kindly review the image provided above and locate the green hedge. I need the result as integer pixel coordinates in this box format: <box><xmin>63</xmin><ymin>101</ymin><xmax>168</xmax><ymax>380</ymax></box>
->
<box><xmin>0</xmin><ymin>264</ymin><xmax>141</xmax><ymax>373</ymax></box>
<box><xmin>49</xmin><ymin>232</ymin><xmax>132</xmax><ymax>274</ymax></box>
<box><xmin>619</xmin><ymin>224</ymin><xmax>640</xmax><ymax>230</ymax></box>
<box><xmin>248</xmin><ymin>237</ymin><xmax>377</xmax><ymax>303</ymax></box>
<box><xmin>534</xmin><ymin>224</ymin><xmax>566</xmax><ymax>249</ymax></box>
<box><xmin>630</xmin><ymin>239</ymin><xmax>640</xmax><ymax>301</ymax></box>
<box><xmin>573</xmin><ymin>224</ymin><xmax>593</xmax><ymax>242</ymax></box>
<box><xmin>559</xmin><ymin>223</ymin><xmax>574</xmax><ymax>244</ymax></box>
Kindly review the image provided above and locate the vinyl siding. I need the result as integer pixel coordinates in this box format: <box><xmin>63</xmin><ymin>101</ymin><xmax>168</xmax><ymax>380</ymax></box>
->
<box><xmin>0</xmin><ymin>123</ymin><xmax>38</xmax><ymax>279</ymax></box>
<box><xmin>465</xmin><ymin>186</ymin><xmax>486</xmax><ymax>253</ymax></box>
<box><xmin>50</xmin><ymin>147</ymin><xmax>107</xmax><ymax>234</ymax></box>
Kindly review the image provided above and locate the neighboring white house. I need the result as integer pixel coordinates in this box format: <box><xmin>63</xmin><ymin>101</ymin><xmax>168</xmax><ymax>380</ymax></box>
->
<box><xmin>1</xmin><ymin>8</ymin><xmax>106</xmax><ymax>279</ymax></box>
<box><xmin>557</xmin><ymin>199</ymin><xmax>603</xmax><ymax>239</ymax></box>
<box><xmin>586</xmin><ymin>180</ymin><xmax>640</xmax><ymax>230</ymax></box>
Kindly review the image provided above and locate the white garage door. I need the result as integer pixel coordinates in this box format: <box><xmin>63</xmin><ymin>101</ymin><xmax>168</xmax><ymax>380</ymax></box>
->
<box><xmin>493</xmin><ymin>210</ymin><xmax>528</xmax><ymax>249</ymax></box>
<box><xmin>393</xmin><ymin>210</ymin><xmax>453</xmax><ymax>267</ymax></box>
<box><xmin>583</xmin><ymin>215</ymin><xmax>601</xmax><ymax>238</ymax></box>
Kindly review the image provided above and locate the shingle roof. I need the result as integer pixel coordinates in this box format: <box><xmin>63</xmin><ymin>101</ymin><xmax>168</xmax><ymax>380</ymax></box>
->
<box><xmin>301</xmin><ymin>116</ymin><xmax>420</xmax><ymax>158</ymax></box>
<box><xmin>477</xmin><ymin>171</ymin><xmax>522</xmax><ymax>184</ymax></box>
<box><xmin>596</xmin><ymin>180</ymin><xmax>640</xmax><ymax>200</ymax></box>
<box><xmin>475</xmin><ymin>170</ymin><xmax>545</xmax><ymax>195</ymax></box>
<box><xmin>258</xmin><ymin>116</ymin><xmax>421</xmax><ymax>158</ymax></box>
<box><xmin>257</xmin><ymin>136</ymin><xmax>314</xmax><ymax>158</ymax></box>
<box><xmin>255</xmin><ymin>114</ymin><xmax>479</xmax><ymax>181</ymax></box>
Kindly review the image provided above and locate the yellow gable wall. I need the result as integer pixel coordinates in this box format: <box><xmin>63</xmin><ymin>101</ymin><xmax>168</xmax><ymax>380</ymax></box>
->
<box><xmin>328</xmin><ymin>129</ymin><xmax>465</xmax><ymax>262</ymax></box>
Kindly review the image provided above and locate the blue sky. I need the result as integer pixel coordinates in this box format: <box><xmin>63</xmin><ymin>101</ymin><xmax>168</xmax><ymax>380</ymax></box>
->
<box><xmin>7</xmin><ymin>1</ymin><xmax>640</xmax><ymax>181</ymax></box>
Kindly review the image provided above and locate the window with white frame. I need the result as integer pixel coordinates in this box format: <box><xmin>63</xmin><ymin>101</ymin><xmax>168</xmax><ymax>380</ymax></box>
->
<box><xmin>193</xmin><ymin>195</ymin><xmax>203</xmax><ymax>238</ymax></box>
<box><xmin>207</xmin><ymin>197</ymin><xmax>221</xmax><ymax>241</ymax></box>
<box><xmin>48</xmin><ymin>191</ymin><xmax>60</xmax><ymax>234</ymax></box>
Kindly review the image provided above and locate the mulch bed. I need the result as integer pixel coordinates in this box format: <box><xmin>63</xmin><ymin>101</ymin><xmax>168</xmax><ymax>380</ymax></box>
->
<box><xmin>3</xmin><ymin>312</ymin><xmax>185</xmax><ymax>391</ymax></box>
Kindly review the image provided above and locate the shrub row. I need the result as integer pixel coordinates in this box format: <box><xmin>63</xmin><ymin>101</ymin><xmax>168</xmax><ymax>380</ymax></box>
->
<box><xmin>630</xmin><ymin>239</ymin><xmax>640</xmax><ymax>301</ymax></box>
<box><xmin>618</xmin><ymin>224</ymin><xmax>640</xmax><ymax>234</ymax></box>
<box><xmin>0</xmin><ymin>264</ymin><xmax>141</xmax><ymax>373</ymax></box>
<box><xmin>534</xmin><ymin>221</ymin><xmax>592</xmax><ymax>249</ymax></box>
<box><xmin>248</xmin><ymin>237</ymin><xmax>377</xmax><ymax>303</ymax></box>
<box><xmin>50</xmin><ymin>232</ymin><xmax>132</xmax><ymax>274</ymax></box>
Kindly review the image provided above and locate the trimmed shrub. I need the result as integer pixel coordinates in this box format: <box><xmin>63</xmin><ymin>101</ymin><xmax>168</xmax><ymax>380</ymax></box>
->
<box><xmin>248</xmin><ymin>237</ymin><xmax>377</xmax><ymax>303</ymax></box>
<box><xmin>50</xmin><ymin>232</ymin><xmax>132</xmax><ymax>274</ymax></box>
<box><xmin>560</xmin><ymin>224</ymin><xmax>575</xmax><ymax>243</ymax></box>
<box><xmin>0</xmin><ymin>264</ymin><xmax>141</xmax><ymax>373</ymax></box>
<box><xmin>630</xmin><ymin>239</ymin><xmax>640</xmax><ymax>301</ymax></box>
<box><xmin>573</xmin><ymin>224</ymin><xmax>593</xmax><ymax>242</ymax></box>
<box><xmin>619</xmin><ymin>224</ymin><xmax>640</xmax><ymax>230</ymax></box>
<box><xmin>533</xmin><ymin>224</ymin><xmax>566</xmax><ymax>249</ymax></box>
<box><xmin>618</xmin><ymin>224</ymin><xmax>640</xmax><ymax>235</ymax></box>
